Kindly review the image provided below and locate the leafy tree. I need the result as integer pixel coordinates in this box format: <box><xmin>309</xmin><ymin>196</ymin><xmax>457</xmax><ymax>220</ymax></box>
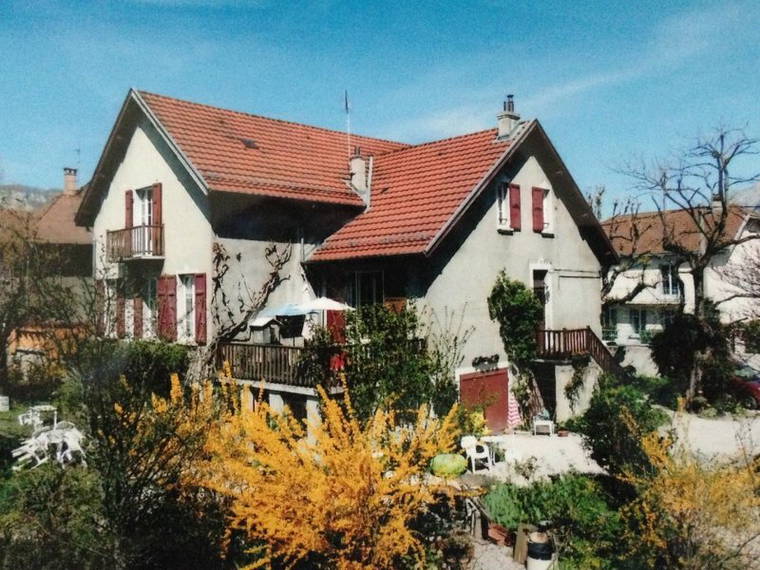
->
<box><xmin>487</xmin><ymin>271</ymin><xmax>543</xmax><ymax>366</ymax></box>
<box><xmin>649</xmin><ymin>307</ymin><xmax>735</xmax><ymax>408</ymax></box>
<box><xmin>300</xmin><ymin>304</ymin><xmax>469</xmax><ymax>422</ymax></box>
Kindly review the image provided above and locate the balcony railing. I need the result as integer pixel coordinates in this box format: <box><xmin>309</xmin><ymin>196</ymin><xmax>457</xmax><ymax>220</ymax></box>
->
<box><xmin>217</xmin><ymin>343</ymin><xmax>310</xmax><ymax>387</ymax></box>
<box><xmin>106</xmin><ymin>225</ymin><xmax>164</xmax><ymax>262</ymax></box>
<box><xmin>536</xmin><ymin>327</ymin><xmax>627</xmax><ymax>379</ymax></box>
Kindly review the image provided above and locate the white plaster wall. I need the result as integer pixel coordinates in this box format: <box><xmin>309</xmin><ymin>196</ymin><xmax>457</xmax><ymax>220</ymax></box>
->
<box><xmin>705</xmin><ymin>235</ymin><xmax>760</xmax><ymax>323</ymax></box>
<box><xmin>554</xmin><ymin>359</ymin><xmax>603</xmax><ymax>422</ymax></box>
<box><xmin>92</xmin><ymin>117</ymin><xmax>214</xmax><ymax>341</ymax></box>
<box><xmin>216</xmin><ymin>237</ymin><xmax>315</xmax><ymax>340</ymax></box>
<box><xmin>606</xmin><ymin>259</ymin><xmax>692</xmax><ymax>309</ymax></box>
<box><xmin>423</xmin><ymin>156</ymin><xmax>603</xmax><ymax>368</ymax></box>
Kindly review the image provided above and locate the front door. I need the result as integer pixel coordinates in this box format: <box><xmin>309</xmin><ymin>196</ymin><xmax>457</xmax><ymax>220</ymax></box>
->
<box><xmin>459</xmin><ymin>368</ymin><xmax>509</xmax><ymax>433</ymax></box>
<box><xmin>533</xmin><ymin>269</ymin><xmax>548</xmax><ymax>329</ymax></box>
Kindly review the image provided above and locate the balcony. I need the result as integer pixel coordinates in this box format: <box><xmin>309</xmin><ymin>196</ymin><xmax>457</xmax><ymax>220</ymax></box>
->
<box><xmin>535</xmin><ymin>327</ymin><xmax>627</xmax><ymax>379</ymax></box>
<box><xmin>106</xmin><ymin>225</ymin><xmax>164</xmax><ymax>262</ymax></box>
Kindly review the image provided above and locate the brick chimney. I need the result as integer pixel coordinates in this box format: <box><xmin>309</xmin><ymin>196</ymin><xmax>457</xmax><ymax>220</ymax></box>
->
<box><xmin>349</xmin><ymin>147</ymin><xmax>372</xmax><ymax>207</ymax></box>
<box><xmin>497</xmin><ymin>94</ymin><xmax>520</xmax><ymax>139</ymax></box>
<box><xmin>63</xmin><ymin>167</ymin><xmax>78</xmax><ymax>196</ymax></box>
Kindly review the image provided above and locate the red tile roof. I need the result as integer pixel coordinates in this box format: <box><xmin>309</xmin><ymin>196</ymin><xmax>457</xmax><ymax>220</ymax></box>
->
<box><xmin>139</xmin><ymin>91</ymin><xmax>408</xmax><ymax>206</ymax></box>
<box><xmin>35</xmin><ymin>191</ymin><xmax>92</xmax><ymax>245</ymax></box>
<box><xmin>601</xmin><ymin>206</ymin><xmax>749</xmax><ymax>256</ymax></box>
<box><xmin>310</xmin><ymin>129</ymin><xmax>510</xmax><ymax>261</ymax></box>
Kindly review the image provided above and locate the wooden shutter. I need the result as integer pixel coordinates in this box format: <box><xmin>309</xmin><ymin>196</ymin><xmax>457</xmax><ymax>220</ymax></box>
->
<box><xmin>194</xmin><ymin>273</ymin><xmax>206</xmax><ymax>345</ymax></box>
<box><xmin>326</xmin><ymin>310</ymin><xmax>346</xmax><ymax>344</ymax></box>
<box><xmin>116</xmin><ymin>288</ymin><xmax>126</xmax><ymax>339</ymax></box>
<box><xmin>157</xmin><ymin>276</ymin><xmax>171</xmax><ymax>341</ymax></box>
<box><xmin>509</xmin><ymin>184</ymin><xmax>521</xmax><ymax>230</ymax></box>
<box><xmin>166</xmin><ymin>275</ymin><xmax>177</xmax><ymax>341</ymax></box>
<box><xmin>133</xmin><ymin>290</ymin><xmax>143</xmax><ymax>339</ymax></box>
<box><xmin>125</xmin><ymin>190</ymin><xmax>133</xmax><ymax>228</ymax></box>
<box><xmin>532</xmin><ymin>187</ymin><xmax>544</xmax><ymax>233</ymax></box>
<box><xmin>152</xmin><ymin>183</ymin><xmax>162</xmax><ymax>226</ymax></box>
<box><xmin>95</xmin><ymin>280</ymin><xmax>105</xmax><ymax>336</ymax></box>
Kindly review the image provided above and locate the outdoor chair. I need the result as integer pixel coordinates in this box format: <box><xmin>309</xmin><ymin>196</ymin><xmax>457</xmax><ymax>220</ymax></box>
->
<box><xmin>461</xmin><ymin>435</ymin><xmax>493</xmax><ymax>472</ymax></box>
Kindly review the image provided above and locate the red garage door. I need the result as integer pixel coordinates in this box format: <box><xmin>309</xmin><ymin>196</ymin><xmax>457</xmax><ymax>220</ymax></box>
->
<box><xmin>460</xmin><ymin>368</ymin><xmax>509</xmax><ymax>433</ymax></box>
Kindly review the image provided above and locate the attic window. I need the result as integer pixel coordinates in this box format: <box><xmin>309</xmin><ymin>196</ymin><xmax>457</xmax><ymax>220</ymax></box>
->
<box><xmin>240</xmin><ymin>138</ymin><xmax>258</xmax><ymax>149</ymax></box>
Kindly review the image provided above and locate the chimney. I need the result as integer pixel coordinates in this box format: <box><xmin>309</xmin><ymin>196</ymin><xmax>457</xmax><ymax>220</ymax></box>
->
<box><xmin>497</xmin><ymin>94</ymin><xmax>520</xmax><ymax>139</ymax></box>
<box><xmin>63</xmin><ymin>167</ymin><xmax>78</xmax><ymax>196</ymax></box>
<box><xmin>349</xmin><ymin>147</ymin><xmax>372</xmax><ymax>207</ymax></box>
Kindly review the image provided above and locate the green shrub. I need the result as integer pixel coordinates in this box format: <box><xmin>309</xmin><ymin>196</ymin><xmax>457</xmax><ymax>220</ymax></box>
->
<box><xmin>571</xmin><ymin>375</ymin><xmax>667</xmax><ymax>478</ymax></box>
<box><xmin>0</xmin><ymin>465</ymin><xmax>111</xmax><ymax>569</ymax></box>
<box><xmin>487</xmin><ymin>271</ymin><xmax>543</xmax><ymax>365</ymax></box>
<box><xmin>484</xmin><ymin>475</ymin><xmax>621</xmax><ymax>568</ymax></box>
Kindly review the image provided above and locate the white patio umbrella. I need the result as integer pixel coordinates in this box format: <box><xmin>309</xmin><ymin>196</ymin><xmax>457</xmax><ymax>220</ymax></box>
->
<box><xmin>299</xmin><ymin>297</ymin><xmax>354</xmax><ymax>312</ymax></box>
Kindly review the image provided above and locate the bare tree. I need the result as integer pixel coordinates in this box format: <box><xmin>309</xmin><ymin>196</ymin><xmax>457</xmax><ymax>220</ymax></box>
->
<box><xmin>187</xmin><ymin>241</ymin><xmax>292</xmax><ymax>380</ymax></box>
<box><xmin>622</xmin><ymin>126</ymin><xmax>760</xmax><ymax>400</ymax></box>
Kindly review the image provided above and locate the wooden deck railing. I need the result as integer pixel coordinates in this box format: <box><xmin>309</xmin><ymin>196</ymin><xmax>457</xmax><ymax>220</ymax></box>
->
<box><xmin>106</xmin><ymin>225</ymin><xmax>164</xmax><ymax>262</ymax></box>
<box><xmin>216</xmin><ymin>339</ymin><xmax>428</xmax><ymax>389</ymax></box>
<box><xmin>217</xmin><ymin>343</ymin><xmax>309</xmax><ymax>387</ymax></box>
<box><xmin>536</xmin><ymin>327</ymin><xmax>627</xmax><ymax>378</ymax></box>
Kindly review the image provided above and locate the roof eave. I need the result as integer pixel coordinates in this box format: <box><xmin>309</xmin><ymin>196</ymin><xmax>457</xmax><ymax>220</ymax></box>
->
<box><xmin>75</xmin><ymin>89</ymin><xmax>210</xmax><ymax>227</ymax></box>
<box><xmin>422</xmin><ymin>122</ymin><xmax>536</xmax><ymax>257</ymax></box>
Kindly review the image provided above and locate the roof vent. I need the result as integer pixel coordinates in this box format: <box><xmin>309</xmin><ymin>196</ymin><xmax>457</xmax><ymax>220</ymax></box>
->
<box><xmin>497</xmin><ymin>94</ymin><xmax>520</xmax><ymax>139</ymax></box>
<box><xmin>240</xmin><ymin>137</ymin><xmax>258</xmax><ymax>149</ymax></box>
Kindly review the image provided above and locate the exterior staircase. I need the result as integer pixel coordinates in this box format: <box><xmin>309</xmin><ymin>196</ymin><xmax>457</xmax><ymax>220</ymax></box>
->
<box><xmin>535</xmin><ymin>327</ymin><xmax>628</xmax><ymax>379</ymax></box>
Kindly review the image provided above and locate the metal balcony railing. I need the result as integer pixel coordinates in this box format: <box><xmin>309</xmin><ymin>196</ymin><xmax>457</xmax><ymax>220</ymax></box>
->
<box><xmin>106</xmin><ymin>225</ymin><xmax>164</xmax><ymax>262</ymax></box>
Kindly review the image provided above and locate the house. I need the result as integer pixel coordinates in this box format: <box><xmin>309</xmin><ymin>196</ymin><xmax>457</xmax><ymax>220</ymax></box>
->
<box><xmin>6</xmin><ymin>168</ymin><xmax>92</xmax><ymax>369</ymax></box>
<box><xmin>75</xmin><ymin>90</ymin><xmax>617</xmax><ymax>428</ymax></box>
<box><xmin>601</xmin><ymin>206</ymin><xmax>760</xmax><ymax>374</ymax></box>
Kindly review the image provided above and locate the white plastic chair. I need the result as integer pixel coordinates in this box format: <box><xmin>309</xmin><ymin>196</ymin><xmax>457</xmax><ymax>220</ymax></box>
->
<box><xmin>461</xmin><ymin>435</ymin><xmax>493</xmax><ymax>472</ymax></box>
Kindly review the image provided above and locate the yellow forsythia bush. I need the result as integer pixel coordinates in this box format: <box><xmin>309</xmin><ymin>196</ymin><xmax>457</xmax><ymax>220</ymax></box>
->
<box><xmin>179</xmin><ymin>378</ymin><xmax>460</xmax><ymax>569</ymax></box>
<box><xmin>622</xmin><ymin>424</ymin><xmax>760</xmax><ymax>569</ymax></box>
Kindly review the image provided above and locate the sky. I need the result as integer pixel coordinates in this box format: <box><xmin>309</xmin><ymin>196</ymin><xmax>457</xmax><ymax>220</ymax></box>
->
<box><xmin>1</xmin><ymin>0</ymin><xmax>759</xmax><ymax>210</ymax></box>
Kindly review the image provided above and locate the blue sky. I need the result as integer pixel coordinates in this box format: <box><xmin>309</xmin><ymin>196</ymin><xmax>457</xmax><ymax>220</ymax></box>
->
<box><xmin>1</xmin><ymin>0</ymin><xmax>759</xmax><ymax>210</ymax></box>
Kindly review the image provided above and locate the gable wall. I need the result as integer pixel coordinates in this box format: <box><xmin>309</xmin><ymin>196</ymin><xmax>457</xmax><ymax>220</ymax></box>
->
<box><xmin>419</xmin><ymin>153</ymin><xmax>603</xmax><ymax>371</ymax></box>
<box><xmin>93</xmin><ymin>115</ymin><xmax>214</xmax><ymax>338</ymax></box>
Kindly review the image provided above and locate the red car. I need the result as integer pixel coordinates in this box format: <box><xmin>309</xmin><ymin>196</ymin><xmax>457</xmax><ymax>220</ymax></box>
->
<box><xmin>731</xmin><ymin>365</ymin><xmax>760</xmax><ymax>410</ymax></box>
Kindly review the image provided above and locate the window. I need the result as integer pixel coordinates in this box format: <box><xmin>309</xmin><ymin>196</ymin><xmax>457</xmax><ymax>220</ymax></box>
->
<box><xmin>105</xmin><ymin>279</ymin><xmax>117</xmax><ymax>338</ymax></box>
<box><xmin>602</xmin><ymin>306</ymin><xmax>618</xmax><ymax>341</ymax></box>
<box><xmin>348</xmin><ymin>271</ymin><xmax>383</xmax><ymax>307</ymax></box>
<box><xmin>143</xmin><ymin>278</ymin><xmax>157</xmax><ymax>337</ymax></box>
<box><xmin>629</xmin><ymin>308</ymin><xmax>647</xmax><ymax>336</ymax></box>
<box><xmin>660</xmin><ymin>264</ymin><xmax>679</xmax><ymax>296</ymax></box>
<box><xmin>177</xmin><ymin>274</ymin><xmax>195</xmax><ymax>342</ymax></box>
<box><xmin>134</xmin><ymin>187</ymin><xmax>154</xmax><ymax>227</ymax></box>
<box><xmin>497</xmin><ymin>183</ymin><xmax>521</xmax><ymax>230</ymax></box>
<box><xmin>497</xmin><ymin>184</ymin><xmax>509</xmax><ymax>228</ymax></box>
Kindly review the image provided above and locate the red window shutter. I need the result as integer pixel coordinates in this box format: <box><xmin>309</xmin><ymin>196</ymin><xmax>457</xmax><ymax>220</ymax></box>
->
<box><xmin>157</xmin><ymin>276</ymin><xmax>168</xmax><ymax>340</ymax></box>
<box><xmin>166</xmin><ymin>275</ymin><xmax>177</xmax><ymax>342</ymax></box>
<box><xmin>509</xmin><ymin>184</ymin><xmax>521</xmax><ymax>230</ymax></box>
<box><xmin>116</xmin><ymin>290</ymin><xmax>126</xmax><ymax>339</ymax></box>
<box><xmin>326</xmin><ymin>310</ymin><xmax>346</xmax><ymax>344</ymax></box>
<box><xmin>152</xmin><ymin>183</ymin><xmax>162</xmax><ymax>226</ymax></box>
<box><xmin>95</xmin><ymin>280</ymin><xmax>105</xmax><ymax>336</ymax></box>
<box><xmin>125</xmin><ymin>190</ymin><xmax>133</xmax><ymax>228</ymax></box>
<box><xmin>194</xmin><ymin>273</ymin><xmax>206</xmax><ymax>345</ymax></box>
<box><xmin>133</xmin><ymin>291</ymin><xmax>143</xmax><ymax>339</ymax></box>
<box><xmin>532</xmin><ymin>187</ymin><xmax>544</xmax><ymax>233</ymax></box>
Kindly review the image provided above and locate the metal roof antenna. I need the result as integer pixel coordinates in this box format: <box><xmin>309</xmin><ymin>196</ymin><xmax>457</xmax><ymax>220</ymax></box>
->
<box><xmin>344</xmin><ymin>90</ymin><xmax>352</xmax><ymax>161</ymax></box>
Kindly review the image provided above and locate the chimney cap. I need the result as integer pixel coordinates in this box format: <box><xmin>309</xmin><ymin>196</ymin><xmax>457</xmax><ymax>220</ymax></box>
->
<box><xmin>63</xmin><ymin>166</ymin><xmax>77</xmax><ymax>175</ymax></box>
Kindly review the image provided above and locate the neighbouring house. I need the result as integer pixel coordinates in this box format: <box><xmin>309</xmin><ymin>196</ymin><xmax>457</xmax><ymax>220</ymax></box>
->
<box><xmin>6</xmin><ymin>168</ymin><xmax>93</xmax><ymax>371</ymax></box>
<box><xmin>601</xmin><ymin>206</ymin><xmax>760</xmax><ymax>375</ymax></box>
<box><xmin>75</xmin><ymin>90</ymin><xmax>617</xmax><ymax>429</ymax></box>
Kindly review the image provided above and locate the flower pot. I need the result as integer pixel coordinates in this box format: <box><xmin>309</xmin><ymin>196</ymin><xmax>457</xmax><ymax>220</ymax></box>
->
<box><xmin>557</xmin><ymin>429</ymin><xmax>569</xmax><ymax>437</ymax></box>
<box><xmin>487</xmin><ymin>522</ymin><xmax>509</xmax><ymax>546</ymax></box>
